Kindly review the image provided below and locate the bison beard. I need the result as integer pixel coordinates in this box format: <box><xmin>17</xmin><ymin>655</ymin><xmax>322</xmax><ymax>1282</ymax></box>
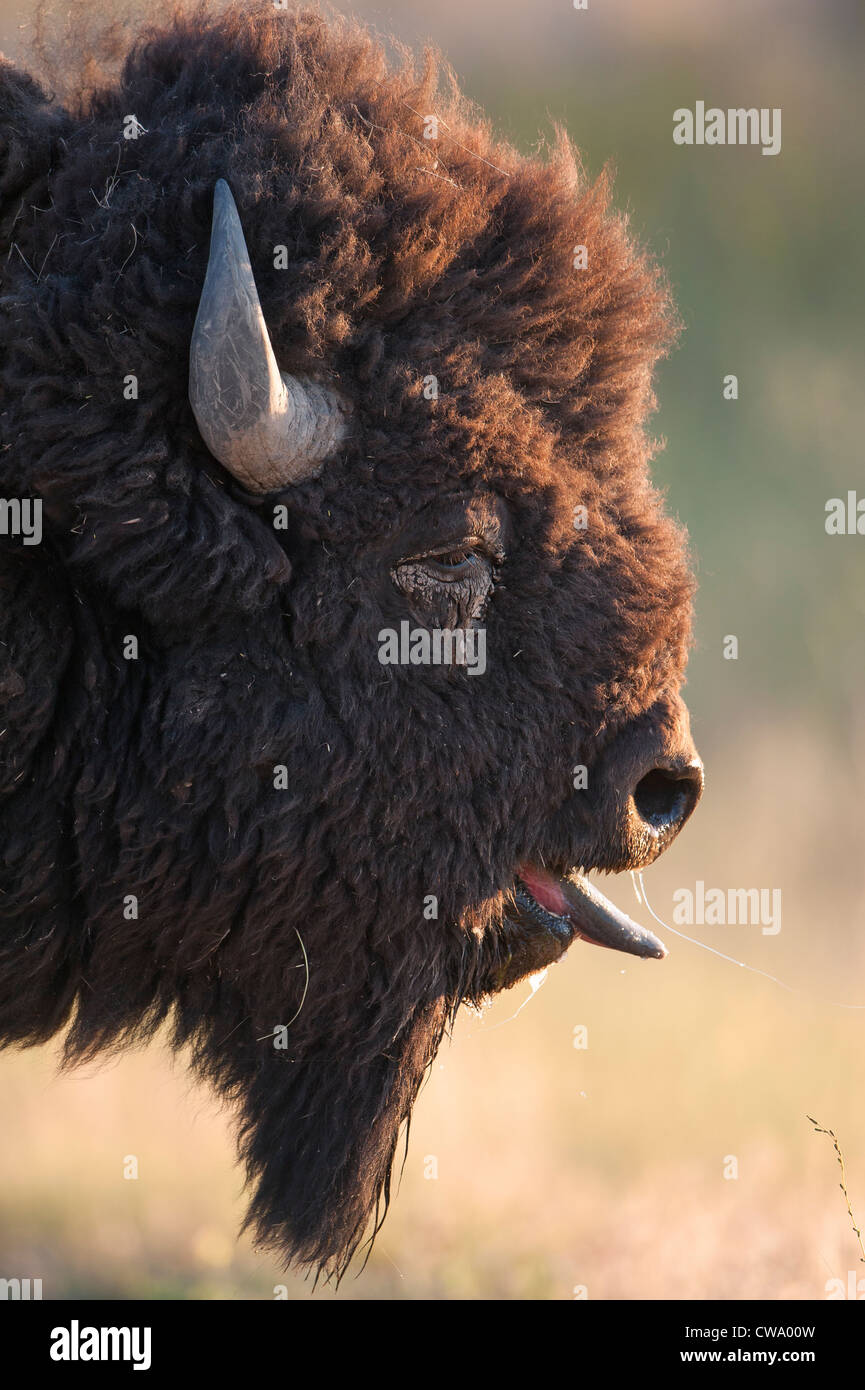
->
<box><xmin>0</xmin><ymin>2</ymin><xmax>701</xmax><ymax>1278</ymax></box>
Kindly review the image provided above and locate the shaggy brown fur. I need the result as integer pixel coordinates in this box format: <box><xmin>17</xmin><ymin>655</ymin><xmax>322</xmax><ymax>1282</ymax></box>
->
<box><xmin>0</xmin><ymin>0</ymin><xmax>696</xmax><ymax>1278</ymax></box>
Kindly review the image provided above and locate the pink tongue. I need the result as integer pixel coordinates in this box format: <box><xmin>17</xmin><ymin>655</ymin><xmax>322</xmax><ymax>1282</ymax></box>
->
<box><xmin>516</xmin><ymin>861</ymin><xmax>668</xmax><ymax>960</ymax></box>
<box><xmin>517</xmin><ymin>863</ymin><xmax>570</xmax><ymax>916</ymax></box>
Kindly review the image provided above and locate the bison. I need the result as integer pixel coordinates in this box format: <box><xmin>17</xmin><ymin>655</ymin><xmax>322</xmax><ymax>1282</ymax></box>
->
<box><xmin>0</xmin><ymin>1</ymin><xmax>702</xmax><ymax>1279</ymax></box>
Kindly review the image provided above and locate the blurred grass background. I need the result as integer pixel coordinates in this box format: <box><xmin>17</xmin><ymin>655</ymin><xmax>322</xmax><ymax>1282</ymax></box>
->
<box><xmin>1</xmin><ymin>0</ymin><xmax>864</xmax><ymax>1298</ymax></box>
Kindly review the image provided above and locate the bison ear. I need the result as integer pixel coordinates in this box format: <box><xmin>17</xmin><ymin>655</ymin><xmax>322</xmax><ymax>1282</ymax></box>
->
<box><xmin>0</xmin><ymin>57</ymin><xmax>69</xmax><ymax>240</ymax></box>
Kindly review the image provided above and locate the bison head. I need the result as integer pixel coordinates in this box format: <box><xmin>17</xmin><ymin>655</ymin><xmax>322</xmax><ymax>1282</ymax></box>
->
<box><xmin>0</xmin><ymin>3</ymin><xmax>701</xmax><ymax>1278</ymax></box>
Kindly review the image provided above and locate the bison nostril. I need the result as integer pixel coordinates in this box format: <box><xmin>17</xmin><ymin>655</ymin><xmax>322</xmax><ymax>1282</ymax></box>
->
<box><xmin>633</xmin><ymin>765</ymin><xmax>701</xmax><ymax>833</ymax></box>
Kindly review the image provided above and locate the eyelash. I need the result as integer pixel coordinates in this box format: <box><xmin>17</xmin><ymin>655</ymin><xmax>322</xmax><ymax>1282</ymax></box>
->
<box><xmin>423</xmin><ymin>548</ymin><xmax>480</xmax><ymax>577</ymax></box>
<box><xmin>406</xmin><ymin>540</ymin><xmax>498</xmax><ymax>569</ymax></box>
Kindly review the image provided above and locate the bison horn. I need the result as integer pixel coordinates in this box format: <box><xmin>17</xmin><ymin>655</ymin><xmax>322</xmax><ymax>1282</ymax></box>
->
<box><xmin>189</xmin><ymin>179</ymin><xmax>347</xmax><ymax>492</ymax></box>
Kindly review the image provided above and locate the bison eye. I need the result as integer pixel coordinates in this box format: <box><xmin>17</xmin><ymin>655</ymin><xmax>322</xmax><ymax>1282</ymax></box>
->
<box><xmin>420</xmin><ymin>548</ymin><xmax>481</xmax><ymax>580</ymax></box>
<box><xmin>391</xmin><ymin>542</ymin><xmax>496</xmax><ymax>626</ymax></box>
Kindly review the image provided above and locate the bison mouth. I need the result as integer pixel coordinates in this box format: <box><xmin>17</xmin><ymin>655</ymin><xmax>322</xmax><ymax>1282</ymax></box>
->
<box><xmin>509</xmin><ymin>862</ymin><xmax>668</xmax><ymax>961</ymax></box>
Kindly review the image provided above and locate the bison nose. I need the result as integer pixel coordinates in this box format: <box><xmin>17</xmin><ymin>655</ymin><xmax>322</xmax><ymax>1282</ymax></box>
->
<box><xmin>631</xmin><ymin>758</ymin><xmax>703</xmax><ymax>838</ymax></box>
